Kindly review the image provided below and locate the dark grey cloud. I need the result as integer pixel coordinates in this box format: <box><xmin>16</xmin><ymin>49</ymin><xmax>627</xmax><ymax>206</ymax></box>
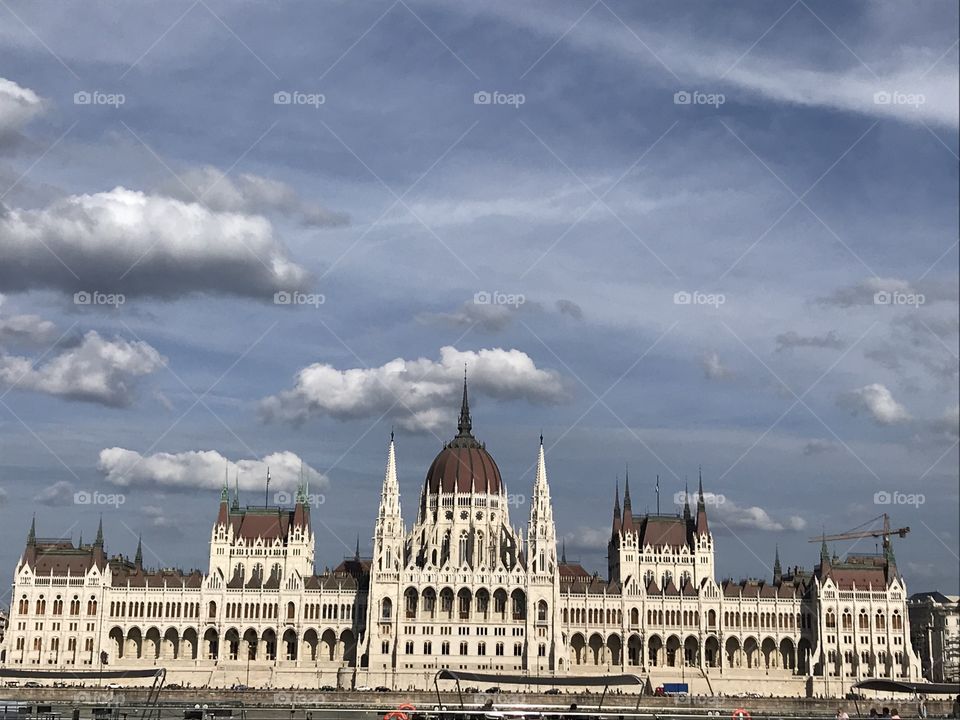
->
<box><xmin>776</xmin><ymin>330</ymin><xmax>845</xmax><ymax>352</ymax></box>
<box><xmin>555</xmin><ymin>299</ymin><xmax>584</xmax><ymax>320</ymax></box>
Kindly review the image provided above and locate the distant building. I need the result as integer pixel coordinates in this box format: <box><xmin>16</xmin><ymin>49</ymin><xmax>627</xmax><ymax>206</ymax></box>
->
<box><xmin>908</xmin><ymin>591</ymin><xmax>960</xmax><ymax>682</ymax></box>
<box><xmin>0</xmin><ymin>379</ymin><xmax>922</xmax><ymax>695</ymax></box>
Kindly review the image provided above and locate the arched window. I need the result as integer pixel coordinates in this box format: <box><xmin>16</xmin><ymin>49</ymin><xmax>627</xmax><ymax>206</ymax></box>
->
<box><xmin>458</xmin><ymin>532</ymin><xmax>469</xmax><ymax>566</ymax></box>
<box><xmin>826</xmin><ymin>610</ymin><xmax>836</xmax><ymax>628</ymax></box>
<box><xmin>537</xmin><ymin>600</ymin><xmax>548</xmax><ymax>623</ymax></box>
<box><xmin>381</xmin><ymin>598</ymin><xmax>392</xmax><ymax>620</ymax></box>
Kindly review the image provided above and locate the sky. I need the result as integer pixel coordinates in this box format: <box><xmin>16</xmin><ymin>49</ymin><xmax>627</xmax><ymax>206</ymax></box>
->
<box><xmin>0</xmin><ymin>0</ymin><xmax>957</xmax><ymax>598</ymax></box>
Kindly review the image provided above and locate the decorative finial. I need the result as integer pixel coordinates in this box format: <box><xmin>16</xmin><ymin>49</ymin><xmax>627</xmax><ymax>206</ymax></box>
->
<box><xmin>456</xmin><ymin>365</ymin><xmax>473</xmax><ymax>438</ymax></box>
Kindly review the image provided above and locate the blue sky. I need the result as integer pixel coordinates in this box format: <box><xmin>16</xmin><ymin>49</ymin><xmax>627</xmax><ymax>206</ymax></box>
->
<box><xmin>0</xmin><ymin>0</ymin><xmax>957</xmax><ymax>595</ymax></box>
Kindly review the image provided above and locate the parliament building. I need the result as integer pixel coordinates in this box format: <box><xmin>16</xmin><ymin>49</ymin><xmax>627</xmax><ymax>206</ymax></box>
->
<box><xmin>1</xmin><ymin>381</ymin><xmax>922</xmax><ymax>695</ymax></box>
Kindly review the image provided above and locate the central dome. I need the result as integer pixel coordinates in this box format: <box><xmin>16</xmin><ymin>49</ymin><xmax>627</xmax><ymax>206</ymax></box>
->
<box><xmin>423</xmin><ymin>376</ymin><xmax>503</xmax><ymax>495</ymax></box>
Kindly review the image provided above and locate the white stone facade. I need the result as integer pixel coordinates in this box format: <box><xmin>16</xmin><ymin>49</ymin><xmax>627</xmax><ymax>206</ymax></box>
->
<box><xmin>1</xmin><ymin>392</ymin><xmax>922</xmax><ymax>695</ymax></box>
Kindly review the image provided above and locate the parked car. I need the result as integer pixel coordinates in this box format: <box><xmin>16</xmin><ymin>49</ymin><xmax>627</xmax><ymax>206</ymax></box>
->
<box><xmin>23</xmin><ymin>681</ymin><xmax>42</xmax><ymax>688</ymax></box>
<box><xmin>166</xmin><ymin>684</ymin><xmax>182</xmax><ymax>690</ymax></box>
<box><xmin>106</xmin><ymin>683</ymin><xmax>121</xmax><ymax>690</ymax></box>
<box><xmin>485</xmin><ymin>686</ymin><xmax>501</xmax><ymax>694</ymax></box>
<box><xmin>463</xmin><ymin>687</ymin><xmax>479</xmax><ymax>694</ymax></box>
<box><xmin>318</xmin><ymin>685</ymin><xmax>336</xmax><ymax>692</ymax></box>
<box><xmin>545</xmin><ymin>688</ymin><xmax>561</xmax><ymax>695</ymax></box>
<box><xmin>374</xmin><ymin>686</ymin><xmax>391</xmax><ymax>692</ymax></box>
<box><xmin>355</xmin><ymin>686</ymin><xmax>371</xmax><ymax>692</ymax></box>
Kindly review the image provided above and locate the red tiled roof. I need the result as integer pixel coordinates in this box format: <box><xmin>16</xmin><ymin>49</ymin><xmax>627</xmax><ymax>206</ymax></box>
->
<box><xmin>639</xmin><ymin>516</ymin><xmax>689</xmax><ymax>550</ymax></box>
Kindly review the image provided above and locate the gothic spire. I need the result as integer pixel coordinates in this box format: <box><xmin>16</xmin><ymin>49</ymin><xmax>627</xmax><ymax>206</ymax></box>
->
<box><xmin>94</xmin><ymin>517</ymin><xmax>104</xmax><ymax>547</ymax></box>
<box><xmin>612</xmin><ymin>479</ymin><xmax>622</xmax><ymax>536</ymax></box>
<box><xmin>683</xmin><ymin>479</ymin><xmax>692</xmax><ymax>522</ymax></box>
<box><xmin>773</xmin><ymin>545</ymin><xmax>782</xmax><ymax>584</ymax></box>
<box><xmin>456</xmin><ymin>366</ymin><xmax>472</xmax><ymax>438</ymax></box>
<box><xmin>232</xmin><ymin>473</ymin><xmax>240</xmax><ymax>510</ymax></box>
<box><xmin>561</xmin><ymin>539</ymin><xmax>567</xmax><ymax>564</ymax></box>
<box><xmin>27</xmin><ymin>516</ymin><xmax>36</xmax><ymax>546</ymax></box>
<box><xmin>354</xmin><ymin>534</ymin><xmax>360</xmax><ymax>561</ymax></box>
<box><xmin>220</xmin><ymin>462</ymin><xmax>229</xmax><ymax>503</ymax></box>
<box><xmin>135</xmin><ymin>535</ymin><xmax>143</xmax><ymax>568</ymax></box>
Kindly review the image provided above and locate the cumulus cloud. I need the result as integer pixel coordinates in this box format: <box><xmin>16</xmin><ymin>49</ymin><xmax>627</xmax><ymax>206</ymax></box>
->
<box><xmin>260</xmin><ymin>346</ymin><xmax>567</xmax><ymax>432</ymax></box>
<box><xmin>701</xmin><ymin>350</ymin><xmax>733</xmax><ymax>380</ymax></box>
<box><xmin>0</xmin><ymin>77</ymin><xmax>44</xmax><ymax>142</ymax></box>
<box><xmin>159</xmin><ymin>166</ymin><xmax>348</xmax><ymax>227</ymax></box>
<box><xmin>0</xmin><ymin>330</ymin><xmax>165</xmax><ymax>407</ymax></box>
<box><xmin>838</xmin><ymin>383</ymin><xmax>911</xmax><ymax>425</ymax></box>
<box><xmin>141</xmin><ymin>505</ymin><xmax>175</xmax><ymax>529</ymax></box>
<box><xmin>0</xmin><ymin>187</ymin><xmax>312</xmax><ymax>299</ymax></box>
<box><xmin>555</xmin><ymin>299</ymin><xmax>584</xmax><ymax>320</ymax></box>
<box><xmin>0</xmin><ymin>295</ymin><xmax>57</xmax><ymax>347</ymax></box>
<box><xmin>33</xmin><ymin>480</ymin><xmax>76</xmax><ymax>506</ymax></box>
<box><xmin>97</xmin><ymin>448</ymin><xmax>328</xmax><ymax>493</ymax></box>
<box><xmin>775</xmin><ymin>330</ymin><xmax>845</xmax><ymax>352</ymax></box>
<box><xmin>710</xmin><ymin>495</ymin><xmax>807</xmax><ymax>532</ymax></box>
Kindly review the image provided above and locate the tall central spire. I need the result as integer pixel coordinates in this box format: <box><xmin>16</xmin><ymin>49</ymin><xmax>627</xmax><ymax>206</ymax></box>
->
<box><xmin>456</xmin><ymin>365</ymin><xmax>472</xmax><ymax>438</ymax></box>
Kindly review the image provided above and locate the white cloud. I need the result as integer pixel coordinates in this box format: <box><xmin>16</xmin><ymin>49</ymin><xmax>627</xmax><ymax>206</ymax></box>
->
<box><xmin>160</xmin><ymin>166</ymin><xmax>348</xmax><ymax>227</ymax></box>
<box><xmin>0</xmin><ymin>330</ymin><xmax>165</xmax><ymax>407</ymax></box>
<box><xmin>562</xmin><ymin>526</ymin><xmax>609</xmax><ymax>552</ymax></box>
<box><xmin>710</xmin><ymin>494</ymin><xmax>808</xmax><ymax>532</ymax></box>
<box><xmin>0</xmin><ymin>187</ymin><xmax>312</xmax><ymax>299</ymax></box>
<box><xmin>701</xmin><ymin>350</ymin><xmax>733</xmax><ymax>380</ymax></box>
<box><xmin>260</xmin><ymin>346</ymin><xmax>567</xmax><ymax>432</ymax></box>
<box><xmin>141</xmin><ymin>505</ymin><xmax>175</xmax><ymax>529</ymax></box>
<box><xmin>839</xmin><ymin>383</ymin><xmax>911</xmax><ymax>425</ymax></box>
<box><xmin>430</xmin><ymin>1</ymin><xmax>958</xmax><ymax>129</ymax></box>
<box><xmin>0</xmin><ymin>295</ymin><xmax>57</xmax><ymax>347</ymax></box>
<box><xmin>0</xmin><ymin>77</ymin><xmax>43</xmax><ymax>141</ymax></box>
<box><xmin>97</xmin><ymin>448</ymin><xmax>328</xmax><ymax>493</ymax></box>
<box><xmin>33</xmin><ymin>480</ymin><xmax>76</xmax><ymax>506</ymax></box>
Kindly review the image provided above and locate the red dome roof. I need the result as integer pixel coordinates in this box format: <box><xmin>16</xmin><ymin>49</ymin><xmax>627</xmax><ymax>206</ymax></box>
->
<box><xmin>425</xmin><ymin>442</ymin><xmax>503</xmax><ymax>495</ymax></box>
<box><xmin>423</xmin><ymin>373</ymin><xmax>503</xmax><ymax>495</ymax></box>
